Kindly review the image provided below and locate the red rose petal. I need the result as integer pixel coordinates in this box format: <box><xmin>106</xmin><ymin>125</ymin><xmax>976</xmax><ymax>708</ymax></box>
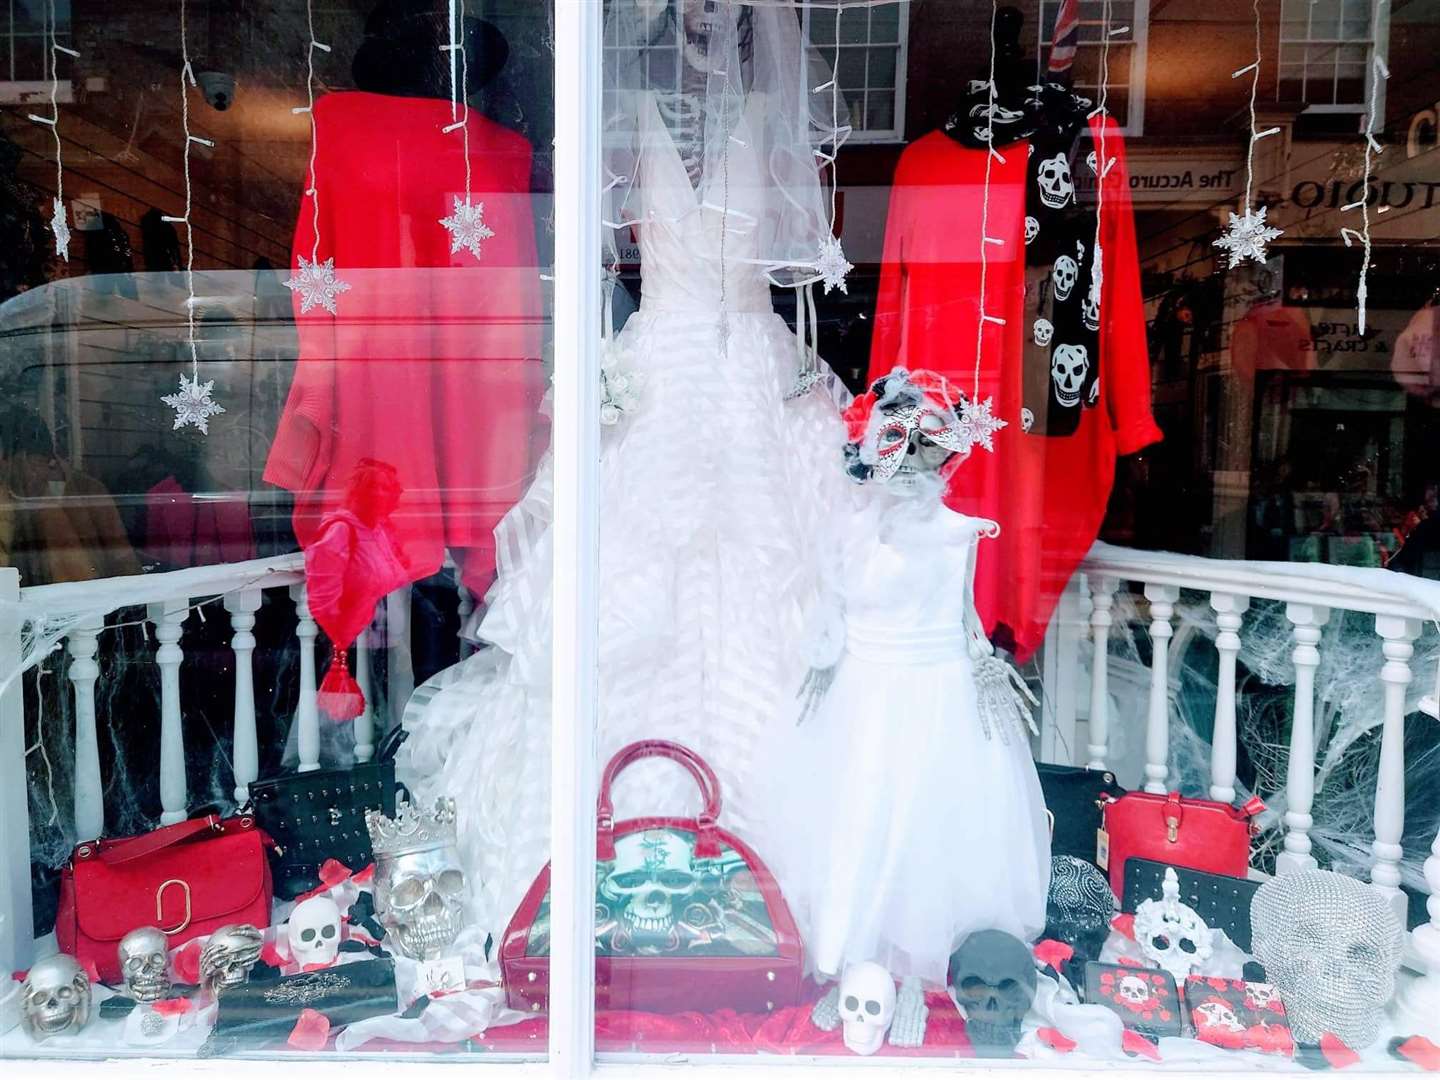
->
<box><xmin>1321</xmin><ymin>1033</ymin><xmax>1361</xmax><ymax>1068</ymax></box>
<box><xmin>172</xmin><ymin>939</ymin><xmax>203</xmax><ymax>986</ymax></box>
<box><xmin>12</xmin><ymin>970</ymin><xmax>27</xmax><ymax>982</ymax></box>
<box><xmin>79</xmin><ymin>956</ymin><xmax>100</xmax><ymax>985</ymax></box>
<box><xmin>353</xmin><ymin>864</ymin><xmax>375</xmax><ymax>885</ymax></box>
<box><xmin>1396</xmin><ymin>1036</ymin><xmax>1440</xmax><ymax>1072</ymax></box>
<box><xmin>1123</xmin><ymin>1030</ymin><xmax>1161</xmax><ymax>1061</ymax></box>
<box><xmin>287</xmin><ymin>1008</ymin><xmax>331</xmax><ymax>1051</ymax></box>
<box><xmin>261</xmin><ymin>941</ymin><xmax>288</xmax><ymax>969</ymax></box>
<box><xmin>318</xmin><ymin>859</ymin><xmax>352</xmax><ymax>886</ymax></box>
<box><xmin>152</xmin><ymin>997</ymin><xmax>193</xmax><ymax>1016</ymax></box>
<box><xmin>1111</xmin><ymin>913</ymin><xmax>1137</xmax><ymax>940</ymax></box>
<box><xmin>1033</xmin><ymin>939</ymin><xmax>1075</xmax><ymax>972</ymax></box>
<box><xmin>1038</xmin><ymin>1027</ymin><xmax>1077</xmax><ymax>1053</ymax></box>
<box><xmin>1116</xmin><ymin>955</ymin><xmax>1144</xmax><ymax>968</ymax></box>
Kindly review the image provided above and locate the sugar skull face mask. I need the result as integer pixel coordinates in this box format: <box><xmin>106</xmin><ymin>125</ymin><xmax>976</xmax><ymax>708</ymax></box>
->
<box><xmin>842</xmin><ymin>366</ymin><xmax>970</xmax><ymax>488</ymax></box>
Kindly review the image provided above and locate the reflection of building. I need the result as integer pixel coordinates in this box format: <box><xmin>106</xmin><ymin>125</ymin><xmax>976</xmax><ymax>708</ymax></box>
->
<box><xmin>827</xmin><ymin>0</ymin><xmax>1440</xmax><ymax>566</ymax></box>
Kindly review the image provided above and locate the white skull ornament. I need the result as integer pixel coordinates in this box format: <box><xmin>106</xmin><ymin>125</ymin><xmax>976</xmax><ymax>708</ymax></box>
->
<box><xmin>118</xmin><ymin>926</ymin><xmax>171</xmax><ymax>1002</ymax></box>
<box><xmin>1052</xmin><ymin>256</ymin><xmax>1078</xmax><ymax>302</ymax></box>
<box><xmin>838</xmin><ymin>962</ymin><xmax>896</xmax><ymax>1056</ymax></box>
<box><xmin>1033</xmin><ymin>318</ymin><xmax>1054</xmax><ymax>347</ymax></box>
<box><xmin>1134</xmin><ymin>867</ymin><xmax>1214</xmax><ymax>981</ymax></box>
<box><xmin>21</xmin><ymin>954</ymin><xmax>91</xmax><ymax>1041</ymax></box>
<box><xmin>287</xmin><ymin>894</ymin><xmax>342</xmax><ymax>968</ymax></box>
<box><xmin>1037</xmin><ymin>153</ymin><xmax>1074</xmax><ymax>208</ymax></box>
<box><xmin>1051</xmin><ymin>344</ymin><xmax>1089</xmax><ymax>408</ymax></box>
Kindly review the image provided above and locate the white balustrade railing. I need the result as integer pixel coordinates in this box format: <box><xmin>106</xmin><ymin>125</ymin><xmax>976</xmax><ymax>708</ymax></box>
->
<box><xmin>0</xmin><ymin>553</ymin><xmax>403</xmax><ymax>971</ymax></box>
<box><xmin>1044</xmin><ymin>541</ymin><xmax>1440</xmax><ymax>1037</ymax></box>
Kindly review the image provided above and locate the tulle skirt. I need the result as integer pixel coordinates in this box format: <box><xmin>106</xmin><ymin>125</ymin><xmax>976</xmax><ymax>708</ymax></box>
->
<box><xmin>399</xmin><ymin>306</ymin><xmax>848</xmax><ymax>939</ymax></box>
<box><xmin>764</xmin><ymin>649</ymin><xmax>1052</xmax><ymax>985</ymax></box>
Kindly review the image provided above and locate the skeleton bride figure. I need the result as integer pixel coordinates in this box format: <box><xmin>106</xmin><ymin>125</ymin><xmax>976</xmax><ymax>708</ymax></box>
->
<box><xmin>765</xmin><ymin>368</ymin><xmax>1052</xmax><ymax>1043</ymax></box>
<box><xmin>401</xmin><ymin>0</ymin><xmax>850</xmax><ymax>941</ymax></box>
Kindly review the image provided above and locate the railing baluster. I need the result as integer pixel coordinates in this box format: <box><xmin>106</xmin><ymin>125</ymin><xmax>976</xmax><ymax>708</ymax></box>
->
<box><xmin>226</xmin><ymin>590</ymin><xmax>263</xmax><ymax>804</ymax></box>
<box><xmin>1087</xmin><ymin>576</ymin><xmax>1118</xmax><ymax>770</ymax></box>
<box><xmin>0</xmin><ymin>567</ymin><xmax>35</xmax><ymax>971</ymax></box>
<box><xmin>457</xmin><ymin>580</ymin><xmax>476</xmax><ymax>660</ymax></box>
<box><xmin>354</xmin><ymin>627</ymin><xmax>375</xmax><ymax>763</ymax></box>
<box><xmin>1208</xmin><ymin>593</ymin><xmax>1250</xmax><ymax>803</ymax></box>
<box><xmin>1372</xmin><ymin>614</ymin><xmax>1420</xmax><ymax>925</ymax></box>
<box><xmin>1277</xmin><ymin>602</ymin><xmax>1330</xmax><ymax>875</ymax></box>
<box><xmin>1143</xmin><ymin>584</ymin><xmax>1180</xmax><ymax>794</ymax></box>
<box><xmin>1394</xmin><ymin>821</ymin><xmax>1440</xmax><ymax>1039</ymax></box>
<box><xmin>149</xmin><ymin>599</ymin><xmax>190</xmax><ymax>824</ymax></box>
<box><xmin>67</xmin><ymin>617</ymin><xmax>105</xmax><ymax>841</ymax></box>
<box><xmin>291</xmin><ymin>583</ymin><xmax>320</xmax><ymax>773</ymax></box>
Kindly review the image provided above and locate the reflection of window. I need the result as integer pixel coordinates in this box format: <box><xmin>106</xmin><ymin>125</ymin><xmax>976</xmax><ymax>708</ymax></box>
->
<box><xmin>1036</xmin><ymin>0</ymin><xmax>1150</xmax><ymax>136</ymax></box>
<box><xmin>805</xmin><ymin>1</ymin><xmax>909</xmax><ymax>143</ymax></box>
<box><xmin>1278</xmin><ymin>0</ymin><xmax>1386</xmax><ymax>114</ymax></box>
<box><xmin>2</xmin><ymin>0</ymin><xmax>71</xmax><ymax>84</ymax></box>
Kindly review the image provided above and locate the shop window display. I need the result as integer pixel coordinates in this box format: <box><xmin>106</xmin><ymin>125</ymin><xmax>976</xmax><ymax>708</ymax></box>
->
<box><xmin>4</xmin><ymin>0</ymin><xmax>1440</xmax><ymax>1075</ymax></box>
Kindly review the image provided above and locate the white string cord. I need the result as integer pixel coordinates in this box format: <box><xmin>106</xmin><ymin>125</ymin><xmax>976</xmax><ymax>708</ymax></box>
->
<box><xmin>1093</xmin><ymin>0</ymin><xmax>1112</xmax><ymax>292</ymax></box>
<box><xmin>441</xmin><ymin>0</ymin><xmax>474</xmax><ymax>201</ymax></box>
<box><xmin>1243</xmin><ymin>0</ymin><xmax>1260</xmax><ymax>217</ymax></box>
<box><xmin>301</xmin><ymin>0</ymin><xmax>327</xmax><ymax>267</ymax></box>
<box><xmin>27</xmin><ymin>0</ymin><xmax>76</xmax><ymax>259</ymax></box>
<box><xmin>973</xmin><ymin>0</ymin><xmax>1002</xmax><ymax>402</ymax></box>
<box><xmin>1352</xmin><ymin>0</ymin><xmax>1390</xmax><ymax>335</ymax></box>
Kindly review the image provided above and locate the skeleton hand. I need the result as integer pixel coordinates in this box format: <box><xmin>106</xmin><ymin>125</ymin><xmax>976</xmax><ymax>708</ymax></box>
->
<box><xmin>810</xmin><ymin>984</ymin><xmax>841</xmax><ymax>1031</ymax></box>
<box><xmin>889</xmin><ymin>976</ymin><xmax>929</xmax><ymax>1048</ymax></box>
<box><xmin>796</xmin><ymin>666</ymin><xmax>836</xmax><ymax>724</ymax></box>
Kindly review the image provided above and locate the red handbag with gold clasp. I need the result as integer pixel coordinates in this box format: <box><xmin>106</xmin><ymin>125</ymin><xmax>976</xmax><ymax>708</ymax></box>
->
<box><xmin>1098</xmin><ymin>791</ymin><xmax>1264</xmax><ymax>895</ymax></box>
<box><xmin>56</xmin><ymin>813</ymin><xmax>274</xmax><ymax>983</ymax></box>
<box><xmin>501</xmin><ymin>739</ymin><xmax>804</xmax><ymax>1015</ymax></box>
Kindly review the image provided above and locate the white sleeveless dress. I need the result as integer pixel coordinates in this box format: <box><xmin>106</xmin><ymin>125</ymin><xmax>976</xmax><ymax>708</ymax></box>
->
<box><xmin>764</xmin><ymin>497</ymin><xmax>1051</xmax><ymax>985</ymax></box>
<box><xmin>399</xmin><ymin>90</ymin><xmax>848</xmax><ymax>938</ymax></box>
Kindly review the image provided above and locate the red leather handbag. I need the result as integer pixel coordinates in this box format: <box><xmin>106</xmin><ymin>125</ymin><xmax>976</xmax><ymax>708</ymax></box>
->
<box><xmin>1099</xmin><ymin>791</ymin><xmax>1263</xmax><ymax>895</ymax></box>
<box><xmin>502</xmin><ymin>739</ymin><xmax>804</xmax><ymax>1015</ymax></box>
<box><xmin>56</xmin><ymin>813</ymin><xmax>274</xmax><ymax>984</ymax></box>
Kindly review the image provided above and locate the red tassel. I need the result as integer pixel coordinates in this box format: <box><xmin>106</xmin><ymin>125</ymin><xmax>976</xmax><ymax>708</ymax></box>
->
<box><xmin>317</xmin><ymin>650</ymin><xmax>365</xmax><ymax>722</ymax></box>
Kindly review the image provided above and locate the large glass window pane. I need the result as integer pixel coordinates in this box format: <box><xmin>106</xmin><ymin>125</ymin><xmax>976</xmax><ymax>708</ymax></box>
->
<box><xmin>2</xmin><ymin>0</ymin><xmax>554</xmax><ymax>1063</ymax></box>
<box><xmin>576</xmin><ymin>0</ymin><xmax>1440</xmax><ymax>1072</ymax></box>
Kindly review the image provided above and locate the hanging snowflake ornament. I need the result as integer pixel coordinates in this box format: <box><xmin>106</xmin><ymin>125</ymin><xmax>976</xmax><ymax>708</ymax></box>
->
<box><xmin>49</xmin><ymin>197</ymin><xmax>70</xmax><ymax>261</ymax></box>
<box><xmin>439</xmin><ymin>197</ymin><xmax>496</xmax><ymax>261</ymax></box>
<box><xmin>285</xmin><ymin>255</ymin><xmax>351</xmax><ymax>315</ymax></box>
<box><xmin>161</xmin><ymin>372</ymin><xmax>225</xmax><ymax>434</ymax></box>
<box><xmin>815</xmin><ymin>234</ymin><xmax>853</xmax><ymax>295</ymax></box>
<box><xmin>956</xmin><ymin>395</ymin><xmax>1008</xmax><ymax>454</ymax></box>
<box><xmin>1213</xmin><ymin>205</ymin><xmax>1283</xmax><ymax>269</ymax></box>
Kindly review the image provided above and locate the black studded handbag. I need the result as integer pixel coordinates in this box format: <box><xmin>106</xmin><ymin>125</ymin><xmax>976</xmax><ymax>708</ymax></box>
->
<box><xmin>248</xmin><ymin>727</ymin><xmax>405</xmax><ymax>900</ymax></box>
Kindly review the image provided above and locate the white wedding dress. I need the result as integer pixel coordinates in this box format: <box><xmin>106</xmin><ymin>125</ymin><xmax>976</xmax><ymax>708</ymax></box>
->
<box><xmin>400</xmin><ymin>89</ymin><xmax>848</xmax><ymax>938</ymax></box>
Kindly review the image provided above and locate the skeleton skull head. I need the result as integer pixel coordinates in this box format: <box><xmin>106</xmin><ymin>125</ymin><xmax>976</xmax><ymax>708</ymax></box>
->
<box><xmin>1052</xmin><ymin>256</ymin><xmax>1078</xmax><ymax>302</ymax></box>
<box><xmin>1051</xmin><ymin>344</ymin><xmax>1089</xmax><ymax>408</ymax></box>
<box><xmin>1194</xmin><ymin>998</ymin><xmax>1244</xmax><ymax>1032</ymax></box>
<box><xmin>600</xmin><ymin>830</ymin><xmax>699</xmax><ymax>948</ymax></box>
<box><xmin>118</xmin><ymin>927</ymin><xmax>170</xmax><ymax>1002</ymax></box>
<box><xmin>948</xmin><ymin>929</ymin><xmax>1036</xmax><ymax>1057</ymax></box>
<box><xmin>1244</xmin><ymin>981</ymin><xmax>1280</xmax><ymax>1011</ymax></box>
<box><xmin>1037</xmin><ymin>153</ymin><xmax>1074</xmax><ymax>208</ymax></box>
<box><xmin>1020</xmin><ymin>407</ymin><xmax>1035</xmax><ymax>432</ymax></box>
<box><xmin>287</xmin><ymin>895</ymin><xmax>342</xmax><ymax>968</ymax></box>
<box><xmin>375</xmin><ymin>847</ymin><xmax>467</xmax><ymax>960</ymax></box>
<box><xmin>1032</xmin><ymin>318</ymin><xmax>1054</xmax><ymax>347</ymax></box>
<box><xmin>1081</xmin><ymin>287</ymin><xmax>1100</xmax><ymax>332</ymax></box>
<box><xmin>1024</xmin><ymin>217</ymin><xmax>1040</xmax><ymax>245</ymax></box>
<box><xmin>1117</xmin><ymin>973</ymin><xmax>1153</xmax><ymax>1006</ymax></box>
<box><xmin>21</xmin><ymin>954</ymin><xmax>91</xmax><ymax>1041</ymax></box>
<box><xmin>1135</xmin><ymin>867</ymin><xmax>1214</xmax><ymax>981</ymax></box>
<box><xmin>838</xmin><ymin>962</ymin><xmax>896</xmax><ymax>1056</ymax></box>
<box><xmin>200</xmin><ymin>924</ymin><xmax>264</xmax><ymax>995</ymax></box>
<box><xmin>1252</xmin><ymin>870</ymin><xmax>1404</xmax><ymax>1047</ymax></box>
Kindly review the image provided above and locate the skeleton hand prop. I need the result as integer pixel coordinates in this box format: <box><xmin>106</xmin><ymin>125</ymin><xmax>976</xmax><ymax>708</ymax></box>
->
<box><xmin>796</xmin><ymin>666</ymin><xmax>836</xmax><ymax>724</ymax></box>
<box><xmin>972</xmin><ymin>653</ymin><xmax>1039</xmax><ymax>743</ymax></box>
<box><xmin>889</xmin><ymin>976</ymin><xmax>929</xmax><ymax>1048</ymax></box>
<box><xmin>810</xmin><ymin>984</ymin><xmax>842</xmax><ymax>1031</ymax></box>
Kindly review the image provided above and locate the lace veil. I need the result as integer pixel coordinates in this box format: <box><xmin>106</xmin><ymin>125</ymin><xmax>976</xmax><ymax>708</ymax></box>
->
<box><xmin>602</xmin><ymin>0</ymin><xmax>851</xmax><ymax>289</ymax></box>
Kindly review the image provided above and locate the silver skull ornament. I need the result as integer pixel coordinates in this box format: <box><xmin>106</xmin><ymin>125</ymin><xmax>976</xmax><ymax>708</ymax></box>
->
<box><xmin>599</xmin><ymin>830</ymin><xmax>699</xmax><ymax>947</ymax></box>
<box><xmin>200</xmin><ymin>924</ymin><xmax>264</xmax><ymax>995</ymax></box>
<box><xmin>21</xmin><ymin>954</ymin><xmax>91</xmax><ymax>1041</ymax></box>
<box><xmin>368</xmin><ymin>797</ymin><xmax>468</xmax><ymax>960</ymax></box>
<box><xmin>118</xmin><ymin>927</ymin><xmax>171</xmax><ymax>1003</ymax></box>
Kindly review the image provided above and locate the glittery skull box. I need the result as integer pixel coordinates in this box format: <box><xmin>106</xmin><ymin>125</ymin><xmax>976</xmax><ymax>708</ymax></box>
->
<box><xmin>523</xmin><ymin>828</ymin><xmax>781</xmax><ymax>958</ymax></box>
<box><xmin>1084</xmin><ymin>961</ymin><xmax>1183</xmax><ymax>1038</ymax></box>
<box><xmin>1184</xmin><ymin>977</ymin><xmax>1293</xmax><ymax>1056</ymax></box>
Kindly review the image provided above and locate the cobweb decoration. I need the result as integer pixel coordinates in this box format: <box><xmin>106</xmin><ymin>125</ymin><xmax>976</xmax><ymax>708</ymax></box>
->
<box><xmin>285</xmin><ymin>0</ymin><xmax>349</xmax><ymax>312</ymax></box>
<box><xmin>437</xmin><ymin>0</ymin><xmax>495</xmax><ymax>262</ymax></box>
<box><xmin>160</xmin><ymin>0</ymin><xmax>221</xmax><ymax>433</ymax></box>
<box><xmin>26</xmin><ymin>0</ymin><xmax>77</xmax><ymax>260</ymax></box>
<box><xmin>1213</xmin><ymin>0</ymin><xmax>1282</xmax><ymax>268</ymax></box>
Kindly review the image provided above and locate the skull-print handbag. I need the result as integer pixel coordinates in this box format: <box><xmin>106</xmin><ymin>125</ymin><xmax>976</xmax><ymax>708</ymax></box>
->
<box><xmin>501</xmin><ymin>739</ymin><xmax>805</xmax><ymax>1015</ymax></box>
<box><xmin>248</xmin><ymin>726</ymin><xmax>404</xmax><ymax>899</ymax></box>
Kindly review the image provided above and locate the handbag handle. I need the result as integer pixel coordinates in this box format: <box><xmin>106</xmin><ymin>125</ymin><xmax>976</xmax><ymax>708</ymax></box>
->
<box><xmin>75</xmin><ymin>813</ymin><xmax>251</xmax><ymax>867</ymax></box>
<box><xmin>596</xmin><ymin>740</ymin><xmax>722</xmax><ymax>861</ymax></box>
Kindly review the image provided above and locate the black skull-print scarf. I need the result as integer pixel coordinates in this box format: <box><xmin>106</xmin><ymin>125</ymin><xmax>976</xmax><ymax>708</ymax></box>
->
<box><xmin>944</xmin><ymin>81</ymin><xmax>1103</xmax><ymax>437</ymax></box>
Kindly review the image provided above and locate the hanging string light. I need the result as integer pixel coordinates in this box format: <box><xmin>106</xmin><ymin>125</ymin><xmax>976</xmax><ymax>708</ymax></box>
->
<box><xmin>812</xmin><ymin>5</ymin><xmax>851</xmax><ymax>296</ymax></box>
<box><xmin>960</xmin><ymin>0</ymin><xmax>1010</xmax><ymax>456</ymax></box>
<box><xmin>159</xmin><ymin>0</ymin><xmax>226</xmax><ymax>434</ymax></box>
<box><xmin>26</xmin><ymin>0</ymin><xmax>78</xmax><ymax>260</ymax></box>
<box><xmin>1213</xmin><ymin>0</ymin><xmax>1283</xmax><ymax>268</ymax></box>
<box><xmin>1339</xmin><ymin>0</ymin><xmax>1389</xmax><ymax>335</ymax></box>
<box><xmin>438</xmin><ymin>0</ymin><xmax>496</xmax><ymax>260</ymax></box>
<box><xmin>284</xmin><ymin>0</ymin><xmax>351</xmax><ymax>315</ymax></box>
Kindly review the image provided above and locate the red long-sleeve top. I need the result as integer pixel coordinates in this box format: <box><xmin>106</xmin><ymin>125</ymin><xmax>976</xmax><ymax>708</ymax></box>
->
<box><xmin>264</xmin><ymin>91</ymin><xmax>546</xmax><ymax>597</ymax></box>
<box><xmin>869</xmin><ymin>118</ymin><xmax>1162</xmax><ymax>661</ymax></box>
